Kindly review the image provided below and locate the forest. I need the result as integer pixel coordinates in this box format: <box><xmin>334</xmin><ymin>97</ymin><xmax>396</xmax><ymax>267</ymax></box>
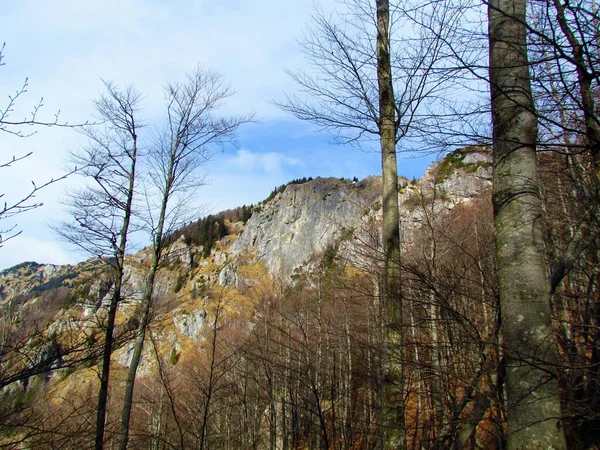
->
<box><xmin>1</xmin><ymin>0</ymin><xmax>599</xmax><ymax>449</ymax></box>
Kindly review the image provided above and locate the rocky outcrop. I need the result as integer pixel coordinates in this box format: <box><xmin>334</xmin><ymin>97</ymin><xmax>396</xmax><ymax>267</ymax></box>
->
<box><xmin>223</xmin><ymin>177</ymin><xmax>381</xmax><ymax>281</ymax></box>
<box><xmin>424</xmin><ymin>146</ymin><xmax>492</xmax><ymax>201</ymax></box>
<box><xmin>166</xmin><ymin>236</ymin><xmax>193</xmax><ymax>268</ymax></box>
<box><xmin>218</xmin><ymin>264</ymin><xmax>237</xmax><ymax>287</ymax></box>
<box><xmin>173</xmin><ymin>308</ymin><xmax>207</xmax><ymax>339</ymax></box>
<box><xmin>220</xmin><ymin>149</ymin><xmax>491</xmax><ymax>284</ymax></box>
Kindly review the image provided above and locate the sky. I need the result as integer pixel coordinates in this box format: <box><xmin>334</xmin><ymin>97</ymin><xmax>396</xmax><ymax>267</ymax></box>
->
<box><xmin>0</xmin><ymin>0</ymin><xmax>438</xmax><ymax>271</ymax></box>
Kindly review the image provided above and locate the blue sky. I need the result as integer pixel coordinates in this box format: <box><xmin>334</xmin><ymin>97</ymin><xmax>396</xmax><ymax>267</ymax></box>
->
<box><xmin>0</xmin><ymin>0</ymin><xmax>437</xmax><ymax>270</ymax></box>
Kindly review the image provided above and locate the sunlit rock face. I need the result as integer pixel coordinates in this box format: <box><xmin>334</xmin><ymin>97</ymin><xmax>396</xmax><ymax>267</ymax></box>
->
<box><xmin>0</xmin><ymin>148</ymin><xmax>492</xmax><ymax>305</ymax></box>
<box><xmin>172</xmin><ymin>308</ymin><xmax>206</xmax><ymax>340</ymax></box>
<box><xmin>226</xmin><ymin>176</ymin><xmax>381</xmax><ymax>281</ymax></box>
<box><xmin>427</xmin><ymin>147</ymin><xmax>492</xmax><ymax>200</ymax></box>
<box><xmin>221</xmin><ymin>148</ymin><xmax>491</xmax><ymax>285</ymax></box>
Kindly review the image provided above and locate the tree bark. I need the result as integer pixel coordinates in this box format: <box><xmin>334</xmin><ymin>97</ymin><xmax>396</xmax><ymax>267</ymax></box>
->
<box><xmin>376</xmin><ymin>1</ymin><xmax>406</xmax><ymax>449</ymax></box>
<box><xmin>118</xmin><ymin>252</ymin><xmax>160</xmax><ymax>450</ymax></box>
<box><xmin>118</xmin><ymin>185</ymin><xmax>167</xmax><ymax>450</ymax></box>
<box><xmin>488</xmin><ymin>0</ymin><xmax>567</xmax><ymax>447</ymax></box>
<box><xmin>95</xmin><ymin>276</ymin><xmax>122</xmax><ymax>450</ymax></box>
<box><xmin>87</xmin><ymin>85</ymin><xmax>140</xmax><ymax>450</ymax></box>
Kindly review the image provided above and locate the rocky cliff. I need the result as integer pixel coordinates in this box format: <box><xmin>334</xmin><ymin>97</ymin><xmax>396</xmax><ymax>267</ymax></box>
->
<box><xmin>220</xmin><ymin>145</ymin><xmax>491</xmax><ymax>285</ymax></box>
<box><xmin>1</xmin><ymin>146</ymin><xmax>492</xmax><ymax>311</ymax></box>
<box><xmin>225</xmin><ymin>176</ymin><xmax>381</xmax><ymax>279</ymax></box>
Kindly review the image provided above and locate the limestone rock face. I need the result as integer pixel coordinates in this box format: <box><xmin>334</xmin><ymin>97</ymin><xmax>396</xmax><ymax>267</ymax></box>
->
<box><xmin>218</xmin><ymin>264</ymin><xmax>237</xmax><ymax>287</ymax></box>
<box><xmin>173</xmin><ymin>308</ymin><xmax>207</xmax><ymax>340</ymax></box>
<box><xmin>221</xmin><ymin>151</ymin><xmax>491</xmax><ymax>284</ymax></box>
<box><xmin>424</xmin><ymin>146</ymin><xmax>492</xmax><ymax>201</ymax></box>
<box><xmin>42</xmin><ymin>264</ymin><xmax>58</xmax><ymax>279</ymax></box>
<box><xmin>433</xmin><ymin>149</ymin><xmax>492</xmax><ymax>200</ymax></box>
<box><xmin>167</xmin><ymin>236</ymin><xmax>193</xmax><ymax>268</ymax></box>
<box><xmin>226</xmin><ymin>177</ymin><xmax>381</xmax><ymax>280</ymax></box>
<box><xmin>122</xmin><ymin>264</ymin><xmax>146</xmax><ymax>302</ymax></box>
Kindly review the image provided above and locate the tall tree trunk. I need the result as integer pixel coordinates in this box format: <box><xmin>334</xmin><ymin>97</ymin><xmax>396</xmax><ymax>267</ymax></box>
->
<box><xmin>199</xmin><ymin>300</ymin><xmax>223</xmax><ymax>450</ymax></box>
<box><xmin>119</xmin><ymin>181</ymin><xmax>169</xmax><ymax>450</ymax></box>
<box><xmin>488</xmin><ymin>0</ymin><xmax>567</xmax><ymax>447</ymax></box>
<box><xmin>118</xmin><ymin>251</ymin><xmax>160</xmax><ymax>450</ymax></box>
<box><xmin>94</xmin><ymin>275</ymin><xmax>122</xmax><ymax>450</ymax></box>
<box><xmin>95</xmin><ymin>136</ymin><xmax>138</xmax><ymax>450</ymax></box>
<box><xmin>376</xmin><ymin>0</ymin><xmax>406</xmax><ymax>448</ymax></box>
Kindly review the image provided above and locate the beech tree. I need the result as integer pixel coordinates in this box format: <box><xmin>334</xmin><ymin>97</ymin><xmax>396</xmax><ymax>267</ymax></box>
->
<box><xmin>488</xmin><ymin>0</ymin><xmax>567</xmax><ymax>447</ymax></box>
<box><xmin>118</xmin><ymin>68</ymin><xmax>252</xmax><ymax>450</ymax></box>
<box><xmin>374</xmin><ymin>2</ymin><xmax>406</xmax><ymax>446</ymax></box>
<box><xmin>54</xmin><ymin>81</ymin><xmax>142</xmax><ymax>450</ymax></box>
<box><xmin>277</xmin><ymin>1</ymin><xmax>465</xmax><ymax>446</ymax></box>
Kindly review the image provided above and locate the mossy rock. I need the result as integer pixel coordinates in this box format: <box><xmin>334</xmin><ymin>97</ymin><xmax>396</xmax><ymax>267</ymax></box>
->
<box><xmin>435</xmin><ymin>146</ymin><xmax>491</xmax><ymax>184</ymax></box>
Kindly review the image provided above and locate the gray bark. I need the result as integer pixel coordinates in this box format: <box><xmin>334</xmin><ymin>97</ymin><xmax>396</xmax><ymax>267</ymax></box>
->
<box><xmin>377</xmin><ymin>1</ymin><xmax>406</xmax><ymax>448</ymax></box>
<box><xmin>488</xmin><ymin>0</ymin><xmax>567</xmax><ymax>447</ymax></box>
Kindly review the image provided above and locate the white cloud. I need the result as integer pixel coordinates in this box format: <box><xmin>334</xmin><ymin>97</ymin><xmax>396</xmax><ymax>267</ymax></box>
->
<box><xmin>0</xmin><ymin>235</ymin><xmax>79</xmax><ymax>270</ymax></box>
<box><xmin>229</xmin><ymin>149</ymin><xmax>302</xmax><ymax>175</ymax></box>
<box><xmin>0</xmin><ymin>0</ymin><xmax>433</xmax><ymax>269</ymax></box>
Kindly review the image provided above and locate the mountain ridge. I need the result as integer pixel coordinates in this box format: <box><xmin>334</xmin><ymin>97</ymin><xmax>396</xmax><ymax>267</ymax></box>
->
<box><xmin>0</xmin><ymin>146</ymin><xmax>492</xmax><ymax>304</ymax></box>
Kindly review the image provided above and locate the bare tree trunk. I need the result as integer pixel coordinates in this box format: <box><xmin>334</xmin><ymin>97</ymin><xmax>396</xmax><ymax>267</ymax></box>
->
<box><xmin>488</xmin><ymin>0</ymin><xmax>567</xmax><ymax>447</ymax></box>
<box><xmin>149</xmin><ymin>331</ymin><xmax>185</xmax><ymax>450</ymax></box>
<box><xmin>344</xmin><ymin>301</ymin><xmax>353</xmax><ymax>449</ymax></box>
<box><xmin>267</xmin><ymin>368</ymin><xmax>276</xmax><ymax>450</ymax></box>
<box><xmin>118</xmin><ymin>172</ymin><xmax>169</xmax><ymax>450</ymax></box>
<box><xmin>376</xmin><ymin>1</ymin><xmax>406</xmax><ymax>448</ymax></box>
<box><xmin>95</xmin><ymin>274</ymin><xmax>124</xmax><ymax>450</ymax></box>
<box><xmin>95</xmin><ymin>147</ymin><xmax>138</xmax><ymax>450</ymax></box>
<box><xmin>199</xmin><ymin>299</ymin><xmax>223</xmax><ymax>450</ymax></box>
<box><xmin>118</xmin><ymin>242</ymin><xmax>162</xmax><ymax>450</ymax></box>
<box><xmin>117</xmin><ymin>68</ymin><xmax>248</xmax><ymax>449</ymax></box>
<box><xmin>55</xmin><ymin>82</ymin><xmax>141</xmax><ymax>450</ymax></box>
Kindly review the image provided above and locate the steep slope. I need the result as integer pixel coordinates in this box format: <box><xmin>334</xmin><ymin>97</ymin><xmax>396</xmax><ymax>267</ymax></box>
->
<box><xmin>0</xmin><ymin>147</ymin><xmax>492</xmax><ymax>333</ymax></box>
<box><xmin>222</xmin><ymin>146</ymin><xmax>491</xmax><ymax>285</ymax></box>
<box><xmin>0</xmin><ymin>146</ymin><xmax>494</xmax><ymax>448</ymax></box>
<box><xmin>226</xmin><ymin>176</ymin><xmax>381</xmax><ymax>280</ymax></box>
<box><xmin>0</xmin><ymin>147</ymin><xmax>492</xmax><ymax>321</ymax></box>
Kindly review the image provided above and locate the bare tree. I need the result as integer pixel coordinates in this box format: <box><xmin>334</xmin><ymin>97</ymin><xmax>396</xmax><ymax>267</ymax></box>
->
<box><xmin>487</xmin><ymin>0</ymin><xmax>567</xmax><ymax>447</ymax></box>
<box><xmin>54</xmin><ymin>81</ymin><xmax>142</xmax><ymax>450</ymax></box>
<box><xmin>523</xmin><ymin>0</ymin><xmax>600</xmax><ymax>297</ymax></box>
<box><xmin>375</xmin><ymin>1</ymin><xmax>407</xmax><ymax>447</ymax></box>
<box><xmin>118</xmin><ymin>67</ymin><xmax>252</xmax><ymax>450</ymax></box>
<box><xmin>0</xmin><ymin>43</ymin><xmax>85</xmax><ymax>246</ymax></box>
<box><xmin>276</xmin><ymin>1</ymin><xmax>464</xmax><ymax>447</ymax></box>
